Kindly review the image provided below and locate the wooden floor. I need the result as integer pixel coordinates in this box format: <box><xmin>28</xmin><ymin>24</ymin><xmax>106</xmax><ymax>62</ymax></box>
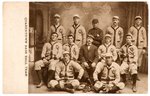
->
<box><xmin>29</xmin><ymin>73</ymin><xmax>148</xmax><ymax>94</ymax></box>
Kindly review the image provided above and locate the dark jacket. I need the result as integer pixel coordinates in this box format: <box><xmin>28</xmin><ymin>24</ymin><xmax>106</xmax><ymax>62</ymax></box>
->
<box><xmin>79</xmin><ymin>44</ymin><xmax>99</xmax><ymax>64</ymax></box>
<box><xmin>88</xmin><ymin>27</ymin><xmax>103</xmax><ymax>47</ymax></box>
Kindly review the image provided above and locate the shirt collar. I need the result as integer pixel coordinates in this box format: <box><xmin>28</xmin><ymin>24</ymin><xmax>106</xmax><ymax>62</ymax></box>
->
<box><xmin>64</xmin><ymin>60</ymin><xmax>71</xmax><ymax>66</ymax></box>
<box><xmin>73</xmin><ymin>23</ymin><xmax>80</xmax><ymax>28</ymax></box>
<box><xmin>105</xmin><ymin>62</ymin><xmax>115</xmax><ymax>69</ymax></box>
<box><xmin>104</xmin><ymin>43</ymin><xmax>111</xmax><ymax>46</ymax></box>
<box><xmin>54</xmin><ymin>23</ymin><xmax>60</xmax><ymax>27</ymax></box>
<box><xmin>111</xmin><ymin>25</ymin><xmax>119</xmax><ymax>30</ymax></box>
<box><xmin>125</xmin><ymin>43</ymin><xmax>133</xmax><ymax>47</ymax></box>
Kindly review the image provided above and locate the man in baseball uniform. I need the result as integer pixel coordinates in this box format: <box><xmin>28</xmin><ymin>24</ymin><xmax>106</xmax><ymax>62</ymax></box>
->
<box><xmin>48</xmin><ymin>51</ymin><xmax>84</xmax><ymax>93</ymax></box>
<box><xmin>93</xmin><ymin>53</ymin><xmax>125</xmax><ymax>93</ymax></box>
<box><xmin>120</xmin><ymin>33</ymin><xmax>138</xmax><ymax>92</ymax></box>
<box><xmin>106</xmin><ymin>16</ymin><xmax>124</xmax><ymax>64</ymax></box>
<box><xmin>106</xmin><ymin>16</ymin><xmax>124</xmax><ymax>49</ymax></box>
<box><xmin>34</xmin><ymin>32</ymin><xmax>62</xmax><ymax>88</ymax></box>
<box><xmin>98</xmin><ymin>34</ymin><xmax>117</xmax><ymax>63</ymax></box>
<box><xmin>48</xmin><ymin>14</ymin><xmax>66</xmax><ymax>44</ymax></box>
<box><xmin>63</xmin><ymin>35</ymin><xmax>79</xmax><ymax>61</ymax></box>
<box><xmin>69</xmin><ymin>14</ymin><xmax>86</xmax><ymax>48</ymax></box>
<box><xmin>128</xmin><ymin>16</ymin><xmax>147</xmax><ymax>80</ymax></box>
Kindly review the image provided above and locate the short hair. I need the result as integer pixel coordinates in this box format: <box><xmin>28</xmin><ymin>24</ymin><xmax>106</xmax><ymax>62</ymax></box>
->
<box><xmin>51</xmin><ymin>32</ymin><xmax>58</xmax><ymax>37</ymax></box>
<box><xmin>68</xmin><ymin>35</ymin><xmax>74</xmax><ymax>38</ymax></box>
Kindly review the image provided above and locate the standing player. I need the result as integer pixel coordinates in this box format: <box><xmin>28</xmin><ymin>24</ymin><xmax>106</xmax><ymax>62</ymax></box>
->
<box><xmin>69</xmin><ymin>14</ymin><xmax>86</xmax><ymax>48</ymax></box>
<box><xmin>128</xmin><ymin>16</ymin><xmax>147</xmax><ymax>80</ymax></box>
<box><xmin>48</xmin><ymin>14</ymin><xmax>66</xmax><ymax>44</ymax></box>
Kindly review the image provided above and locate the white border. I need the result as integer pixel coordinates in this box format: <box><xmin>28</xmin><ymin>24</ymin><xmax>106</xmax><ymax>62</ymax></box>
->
<box><xmin>0</xmin><ymin>0</ymin><xmax>149</xmax><ymax>96</ymax></box>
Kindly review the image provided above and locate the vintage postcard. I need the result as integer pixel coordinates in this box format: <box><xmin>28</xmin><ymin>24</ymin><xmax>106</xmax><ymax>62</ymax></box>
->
<box><xmin>3</xmin><ymin>2</ymin><xmax>148</xmax><ymax>94</ymax></box>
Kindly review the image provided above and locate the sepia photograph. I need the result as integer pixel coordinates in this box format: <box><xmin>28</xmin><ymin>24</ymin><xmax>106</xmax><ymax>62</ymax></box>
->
<box><xmin>2</xmin><ymin>1</ymin><xmax>148</xmax><ymax>94</ymax></box>
<box><xmin>28</xmin><ymin>2</ymin><xmax>148</xmax><ymax>94</ymax></box>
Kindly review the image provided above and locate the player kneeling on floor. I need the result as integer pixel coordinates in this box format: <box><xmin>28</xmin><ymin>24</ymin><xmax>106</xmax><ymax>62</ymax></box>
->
<box><xmin>48</xmin><ymin>51</ymin><xmax>84</xmax><ymax>93</ymax></box>
<box><xmin>93</xmin><ymin>53</ymin><xmax>125</xmax><ymax>93</ymax></box>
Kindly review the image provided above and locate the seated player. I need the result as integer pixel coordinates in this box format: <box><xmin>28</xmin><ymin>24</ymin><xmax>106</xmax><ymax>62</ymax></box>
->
<box><xmin>63</xmin><ymin>35</ymin><xmax>79</xmax><ymax>61</ymax></box>
<box><xmin>98</xmin><ymin>34</ymin><xmax>117</xmax><ymax>63</ymax></box>
<box><xmin>34</xmin><ymin>32</ymin><xmax>62</xmax><ymax>88</ymax></box>
<box><xmin>48</xmin><ymin>51</ymin><xmax>84</xmax><ymax>93</ymax></box>
<box><xmin>93</xmin><ymin>53</ymin><xmax>125</xmax><ymax>93</ymax></box>
<box><xmin>120</xmin><ymin>33</ymin><xmax>138</xmax><ymax>92</ymax></box>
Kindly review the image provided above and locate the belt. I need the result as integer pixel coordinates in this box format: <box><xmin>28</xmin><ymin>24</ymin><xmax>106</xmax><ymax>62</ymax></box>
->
<box><xmin>61</xmin><ymin>76</ymin><xmax>74</xmax><ymax>78</ymax></box>
<box><xmin>58</xmin><ymin>39</ymin><xmax>62</xmax><ymax>40</ymax></box>
<box><xmin>76</xmin><ymin>39</ymin><xmax>81</xmax><ymax>41</ymax></box>
<box><xmin>101</xmin><ymin>78</ymin><xmax>115</xmax><ymax>81</ymax></box>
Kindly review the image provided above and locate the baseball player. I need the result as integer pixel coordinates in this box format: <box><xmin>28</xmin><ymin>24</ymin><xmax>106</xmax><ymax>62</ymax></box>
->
<box><xmin>69</xmin><ymin>14</ymin><xmax>86</xmax><ymax>48</ymax></box>
<box><xmin>93</xmin><ymin>53</ymin><xmax>125</xmax><ymax>93</ymax></box>
<box><xmin>98</xmin><ymin>34</ymin><xmax>117</xmax><ymax>62</ymax></box>
<box><xmin>34</xmin><ymin>32</ymin><xmax>62</xmax><ymax>88</ymax></box>
<box><xmin>48</xmin><ymin>51</ymin><xmax>84</xmax><ymax>93</ymax></box>
<box><xmin>128</xmin><ymin>16</ymin><xmax>147</xmax><ymax>80</ymax></box>
<box><xmin>120</xmin><ymin>33</ymin><xmax>138</xmax><ymax>92</ymax></box>
<box><xmin>48</xmin><ymin>14</ymin><xmax>66</xmax><ymax>44</ymax></box>
<box><xmin>106</xmin><ymin>16</ymin><xmax>124</xmax><ymax>49</ymax></box>
<box><xmin>63</xmin><ymin>35</ymin><xmax>79</xmax><ymax>61</ymax></box>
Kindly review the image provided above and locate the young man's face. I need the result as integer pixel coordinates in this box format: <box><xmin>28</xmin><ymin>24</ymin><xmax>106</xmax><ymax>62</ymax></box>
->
<box><xmin>68</xmin><ymin>36</ymin><xmax>74</xmax><ymax>44</ymax></box>
<box><xmin>92</xmin><ymin>23</ymin><xmax>99</xmax><ymax>28</ymax></box>
<box><xmin>73</xmin><ymin>17</ymin><xmax>80</xmax><ymax>25</ymax></box>
<box><xmin>105</xmin><ymin>56</ymin><xmax>113</xmax><ymax>66</ymax></box>
<box><xmin>63</xmin><ymin>54</ymin><xmax>70</xmax><ymax>62</ymax></box>
<box><xmin>105</xmin><ymin>37</ymin><xmax>111</xmax><ymax>44</ymax></box>
<box><xmin>112</xmin><ymin>18</ymin><xmax>119</xmax><ymax>26</ymax></box>
<box><xmin>135</xmin><ymin>19</ymin><xmax>142</xmax><ymax>26</ymax></box>
<box><xmin>126</xmin><ymin>36</ymin><xmax>132</xmax><ymax>44</ymax></box>
<box><xmin>54</xmin><ymin>17</ymin><xmax>60</xmax><ymax>24</ymax></box>
<box><xmin>51</xmin><ymin>34</ymin><xmax>58</xmax><ymax>41</ymax></box>
<box><xmin>87</xmin><ymin>37</ymin><xmax>93</xmax><ymax>45</ymax></box>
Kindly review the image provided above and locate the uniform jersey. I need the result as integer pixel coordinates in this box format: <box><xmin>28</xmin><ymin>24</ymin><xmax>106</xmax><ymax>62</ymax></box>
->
<box><xmin>128</xmin><ymin>26</ymin><xmax>147</xmax><ymax>48</ymax></box>
<box><xmin>41</xmin><ymin>43</ymin><xmax>51</xmax><ymax>60</ymax></box>
<box><xmin>63</xmin><ymin>43</ymin><xmax>79</xmax><ymax>60</ymax></box>
<box><xmin>49</xmin><ymin>24</ymin><xmax>66</xmax><ymax>44</ymax></box>
<box><xmin>120</xmin><ymin>43</ymin><xmax>138</xmax><ymax>63</ymax></box>
<box><xmin>69</xmin><ymin>24</ymin><xmax>86</xmax><ymax>48</ymax></box>
<box><xmin>106</xmin><ymin>26</ymin><xmax>124</xmax><ymax>48</ymax></box>
<box><xmin>41</xmin><ymin>41</ymin><xmax>62</xmax><ymax>60</ymax></box>
<box><xmin>55</xmin><ymin>60</ymin><xmax>84</xmax><ymax>80</ymax></box>
<box><xmin>93</xmin><ymin>62</ymin><xmax>120</xmax><ymax>84</ymax></box>
<box><xmin>98</xmin><ymin>43</ymin><xmax>117</xmax><ymax>61</ymax></box>
<box><xmin>88</xmin><ymin>27</ymin><xmax>103</xmax><ymax>47</ymax></box>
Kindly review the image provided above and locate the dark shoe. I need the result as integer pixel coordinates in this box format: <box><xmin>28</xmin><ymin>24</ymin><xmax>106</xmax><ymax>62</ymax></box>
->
<box><xmin>90</xmin><ymin>86</ymin><xmax>95</xmax><ymax>91</ymax></box>
<box><xmin>65</xmin><ymin>88</ymin><xmax>75</xmax><ymax>93</ymax></box>
<box><xmin>132</xmin><ymin>85</ymin><xmax>137</xmax><ymax>92</ymax></box>
<box><xmin>36</xmin><ymin>81</ymin><xmax>44</xmax><ymax>88</ymax></box>
<box><xmin>77</xmin><ymin>84</ymin><xmax>86</xmax><ymax>90</ymax></box>
<box><xmin>83</xmin><ymin>85</ymin><xmax>91</xmax><ymax>93</ymax></box>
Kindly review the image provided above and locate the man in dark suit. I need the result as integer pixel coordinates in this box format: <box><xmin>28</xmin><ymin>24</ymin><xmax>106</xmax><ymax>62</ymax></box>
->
<box><xmin>79</xmin><ymin>34</ymin><xmax>99</xmax><ymax>92</ymax></box>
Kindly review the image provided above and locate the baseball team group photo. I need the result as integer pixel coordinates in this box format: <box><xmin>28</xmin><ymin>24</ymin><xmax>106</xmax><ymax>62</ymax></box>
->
<box><xmin>29</xmin><ymin>2</ymin><xmax>148</xmax><ymax>94</ymax></box>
